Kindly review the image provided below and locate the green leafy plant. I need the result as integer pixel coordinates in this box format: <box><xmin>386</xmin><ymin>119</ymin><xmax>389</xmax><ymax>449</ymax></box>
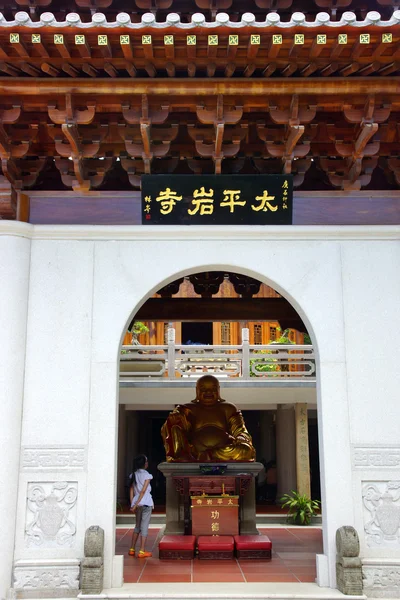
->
<box><xmin>250</xmin><ymin>328</ymin><xmax>295</xmax><ymax>377</ymax></box>
<box><xmin>129</xmin><ymin>321</ymin><xmax>149</xmax><ymax>336</ymax></box>
<box><xmin>128</xmin><ymin>320</ymin><xmax>149</xmax><ymax>345</ymax></box>
<box><xmin>280</xmin><ymin>490</ymin><xmax>320</xmax><ymax>525</ymax></box>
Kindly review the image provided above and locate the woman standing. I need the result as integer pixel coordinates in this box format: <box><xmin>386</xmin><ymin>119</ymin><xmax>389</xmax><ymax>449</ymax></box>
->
<box><xmin>128</xmin><ymin>454</ymin><xmax>154</xmax><ymax>558</ymax></box>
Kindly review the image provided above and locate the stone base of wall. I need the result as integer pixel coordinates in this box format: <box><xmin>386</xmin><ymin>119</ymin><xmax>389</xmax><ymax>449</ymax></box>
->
<box><xmin>363</xmin><ymin>559</ymin><xmax>400</xmax><ymax>598</ymax></box>
<box><xmin>13</xmin><ymin>559</ymin><xmax>80</xmax><ymax>598</ymax></box>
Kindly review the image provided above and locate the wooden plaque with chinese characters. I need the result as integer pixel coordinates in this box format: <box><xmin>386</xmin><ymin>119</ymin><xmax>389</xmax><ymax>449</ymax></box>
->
<box><xmin>191</xmin><ymin>495</ymin><xmax>239</xmax><ymax>536</ymax></box>
<box><xmin>142</xmin><ymin>175</ymin><xmax>293</xmax><ymax>225</ymax></box>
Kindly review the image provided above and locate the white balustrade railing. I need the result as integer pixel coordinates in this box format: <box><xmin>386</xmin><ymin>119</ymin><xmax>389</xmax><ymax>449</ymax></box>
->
<box><xmin>120</xmin><ymin>328</ymin><xmax>316</xmax><ymax>381</ymax></box>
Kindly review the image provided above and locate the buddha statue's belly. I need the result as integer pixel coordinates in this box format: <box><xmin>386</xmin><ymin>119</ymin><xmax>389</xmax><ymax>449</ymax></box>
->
<box><xmin>189</xmin><ymin>425</ymin><xmax>232</xmax><ymax>451</ymax></box>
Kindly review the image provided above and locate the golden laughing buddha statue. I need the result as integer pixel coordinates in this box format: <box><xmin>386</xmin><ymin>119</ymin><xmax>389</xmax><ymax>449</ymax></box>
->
<box><xmin>161</xmin><ymin>375</ymin><xmax>256</xmax><ymax>462</ymax></box>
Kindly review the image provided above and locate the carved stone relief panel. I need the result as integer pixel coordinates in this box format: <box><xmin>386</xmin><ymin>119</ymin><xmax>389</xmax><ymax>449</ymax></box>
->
<box><xmin>25</xmin><ymin>481</ymin><xmax>78</xmax><ymax>548</ymax></box>
<box><xmin>13</xmin><ymin>560</ymin><xmax>80</xmax><ymax>596</ymax></box>
<box><xmin>363</xmin><ymin>562</ymin><xmax>400</xmax><ymax>598</ymax></box>
<box><xmin>363</xmin><ymin>481</ymin><xmax>400</xmax><ymax>548</ymax></box>
<box><xmin>22</xmin><ymin>446</ymin><xmax>86</xmax><ymax>470</ymax></box>
<box><xmin>353</xmin><ymin>446</ymin><xmax>400</xmax><ymax>469</ymax></box>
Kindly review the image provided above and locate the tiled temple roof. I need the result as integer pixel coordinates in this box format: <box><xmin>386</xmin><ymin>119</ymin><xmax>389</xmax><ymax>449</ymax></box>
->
<box><xmin>1</xmin><ymin>9</ymin><xmax>400</xmax><ymax>28</ymax></box>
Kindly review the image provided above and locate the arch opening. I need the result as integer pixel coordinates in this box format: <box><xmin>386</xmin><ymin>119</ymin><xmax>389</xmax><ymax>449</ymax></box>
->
<box><xmin>115</xmin><ymin>266</ymin><xmax>323</xmax><ymax>585</ymax></box>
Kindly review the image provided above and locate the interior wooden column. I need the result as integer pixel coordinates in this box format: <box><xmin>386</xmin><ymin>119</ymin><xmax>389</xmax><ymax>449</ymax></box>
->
<box><xmin>213</xmin><ymin>322</ymin><xmax>222</xmax><ymax>344</ymax></box>
<box><xmin>295</xmin><ymin>403</ymin><xmax>311</xmax><ymax>497</ymax></box>
<box><xmin>174</xmin><ymin>322</ymin><xmax>182</xmax><ymax>344</ymax></box>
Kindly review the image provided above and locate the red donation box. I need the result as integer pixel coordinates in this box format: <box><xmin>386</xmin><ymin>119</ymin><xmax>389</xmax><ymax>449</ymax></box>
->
<box><xmin>191</xmin><ymin>495</ymin><xmax>239</xmax><ymax>536</ymax></box>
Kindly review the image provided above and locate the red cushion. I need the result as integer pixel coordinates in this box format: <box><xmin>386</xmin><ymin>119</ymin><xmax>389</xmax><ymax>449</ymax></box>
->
<box><xmin>198</xmin><ymin>536</ymin><xmax>234</xmax><ymax>551</ymax></box>
<box><xmin>234</xmin><ymin>535</ymin><xmax>272</xmax><ymax>550</ymax></box>
<box><xmin>159</xmin><ymin>535</ymin><xmax>196</xmax><ymax>550</ymax></box>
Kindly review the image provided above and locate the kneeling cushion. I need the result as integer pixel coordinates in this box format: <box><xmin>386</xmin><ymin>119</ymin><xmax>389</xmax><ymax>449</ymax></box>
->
<box><xmin>159</xmin><ymin>535</ymin><xmax>196</xmax><ymax>559</ymax></box>
<box><xmin>197</xmin><ymin>535</ymin><xmax>234</xmax><ymax>559</ymax></box>
<box><xmin>234</xmin><ymin>534</ymin><xmax>272</xmax><ymax>559</ymax></box>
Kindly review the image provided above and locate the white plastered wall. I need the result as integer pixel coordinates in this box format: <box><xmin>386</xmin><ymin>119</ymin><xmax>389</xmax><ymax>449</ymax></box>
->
<box><xmin>1</xmin><ymin>222</ymin><xmax>399</xmax><ymax>595</ymax></box>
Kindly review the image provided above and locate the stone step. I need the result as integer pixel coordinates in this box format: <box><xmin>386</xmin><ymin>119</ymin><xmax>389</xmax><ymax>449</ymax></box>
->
<box><xmin>78</xmin><ymin>581</ymin><xmax>365</xmax><ymax>600</ymax></box>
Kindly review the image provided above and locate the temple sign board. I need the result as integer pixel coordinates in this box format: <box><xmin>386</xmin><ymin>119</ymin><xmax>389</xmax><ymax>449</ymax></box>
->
<box><xmin>191</xmin><ymin>495</ymin><xmax>239</xmax><ymax>536</ymax></box>
<box><xmin>142</xmin><ymin>175</ymin><xmax>293</xmax><ymax>225</ymax></box>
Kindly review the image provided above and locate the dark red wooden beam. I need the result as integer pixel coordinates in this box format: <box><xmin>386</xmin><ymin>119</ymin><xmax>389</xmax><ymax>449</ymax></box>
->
<box><xmin>135</xmin><ymin>298</ymin><xmax>305</xmax><ymax>331</ymax></box>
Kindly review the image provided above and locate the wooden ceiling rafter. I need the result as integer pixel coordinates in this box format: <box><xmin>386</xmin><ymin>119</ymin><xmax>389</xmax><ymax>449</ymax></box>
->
<box><xmin>0</xmin><ymin>18</ymin><xmax>399</xmax><ymax>79</ymax></box>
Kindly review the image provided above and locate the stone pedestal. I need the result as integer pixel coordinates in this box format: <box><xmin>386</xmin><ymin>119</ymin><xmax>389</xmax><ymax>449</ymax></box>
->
<box><xmin>158</xmin><ymin>462</ymin><xmax>263</xmax><ymax>536</ymax></box>
<box><xmin>81</xmin><ymin>526</ymin><xmax>104</xmax><ymax>595</ymax></box>
<box><xmin>336</xmin><ymin>526</ymin><xmax>362</xmax><ymax>596</ymax></box>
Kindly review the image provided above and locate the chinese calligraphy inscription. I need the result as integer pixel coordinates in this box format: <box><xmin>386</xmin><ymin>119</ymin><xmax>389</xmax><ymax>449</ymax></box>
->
<box><xmin>142</xmin><ymin>175</ymin><xmax>293</xmax><ymax>225</ymax></box>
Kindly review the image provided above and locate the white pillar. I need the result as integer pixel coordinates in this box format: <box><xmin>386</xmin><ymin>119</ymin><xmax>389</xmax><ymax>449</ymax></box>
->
<box><xmin>0</xmin><ymin>229</ymin><xmax>31</xmax><ymax>598</ymax></box>
<box><xmin>276</xmin><ymin>405</ymin><xmax>297</xmax><ymax>500</ymax></box>
<box><xmin>117</xmin><ymin>405</ymin><xmax>127</xmax><ymax>504</ymax></box>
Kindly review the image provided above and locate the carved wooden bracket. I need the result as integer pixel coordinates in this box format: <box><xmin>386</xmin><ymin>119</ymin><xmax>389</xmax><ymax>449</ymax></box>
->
<box><xmin>122</xmin><ymin>95</ymin><xmax>169</xmax><ymax>125</ymax></box>
<box><xmin>196</xmin><ymin>95</ymin><xmax>243</xmax><ymax>126</ymax></box>
<box><xmin>187</xmin><ymin>158</ymin><xmax>214</xmax><ymax>174</ymax></box>
<box><xmin>256</xmin><ymin>97</ymin><xmax>316</xmax><ymax>175</ymax></box>
<box><xmin>319</xmin><ymin>156</ymin><xmax>378</xmax><ymax>190</ymax></box>
<box><xmin>323</xmin><ymin>99</ymin><xmax>383</xmax><ymax>189</ymax></box>
<box><xmin>335</xmin><ymin>123</ymin><xmax>379</xmax><ymax>160</ymax></box>
<box><xmin>0</xmin><ymin>106</ymin><xmax>29</xmax><ymax>163</ymax></box>
<box><xmin>48</xmin><ymin>94</ymin><xmax>96</xmax><ymax>125</ymax></box>
<box><xmin>0</xmin><ymin>126</ymin><xmax>31</xmax><ymax>161</ymax></box>
<box><xmin>386</xmin><ymin>158</ymin><xmax>400</xmax><ymax>186</ymax></box>
<box><xmin>0</xmin><ymin>174</ymin><xmax>15</xmax><ymax>219</ymax></box>
<box><xmin>291</xmin><ymin>158</ymin><xmax>313</xmax><ymax>187</ymax></box>
<box><xmin>188</xmin><ymin>272</ymin><xmax>225</xmax><ymax>297</ymax></box>
<box><xmin>195</xmin><ymin>96</ymin><xmax>243</xmax><ymax>173</ymax></box>
<box><xmin>257</xmin><ymin>123</ymin><xmax>310</xmax><ymax>174</ymax></box>
<box><xmin>0</xmin><ymin>120</ymin><xmax>38</xmax><ymax>191</ymax></box>
<box><xmin>343</xmin><ymin>95</ymin><xmax>391</xmax><ymax>125</ymax></box>
<box><xmin>120</xmin><ymin>158</ymin><xmax>143</xmax><ymax>188</ymax></box>
<box><xmin>121</xmin><ymin>95</ymin><xmax>171</xmax><ymax>173</ymax></box>
<box><xmin>49</xmin><ymin>122</ymin><xmax>106</xmax><ymax>191</ymax></box>
<box><xmin>1</xmin><ymin>156</ymin><xmax>46</xmax><ymax>192</ymax></box>
<box><xmin>119</xmin><ymin>123</ymin><xmax>178</xmax><ymax>174</ymax></box>
<box><xmin>0</xmin><ymin>106</ymin><xmax>22</xmax><ymax>125</ymax></box>
<box><xmin>269</xmin><ymin>95</ymin><xmax>316</xmax><ymax>127</ymax></box>
<box><xmin>55</xmin><ymin>157</ymin><xmax>113</xmax><ymax>192</ymax></box>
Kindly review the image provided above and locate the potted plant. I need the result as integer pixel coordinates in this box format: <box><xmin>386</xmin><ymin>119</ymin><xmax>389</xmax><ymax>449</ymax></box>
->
<box><xmin>250</xmin><ymin>328</ymin><xmax>295</xmax><ymax>377</ymax></box>
<box><xmin>280</xmin><ymin>490</ymin><xmax>320</xmax><ymax>525</ymax></box>
<box><xmin>129</xmin><ymin>320</ymin><xmax>149</xmax><ymax>345</ymax></box>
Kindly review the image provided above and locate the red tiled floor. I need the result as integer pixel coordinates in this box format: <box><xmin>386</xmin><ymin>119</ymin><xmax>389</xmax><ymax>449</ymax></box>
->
<box><xmin>115</xmin><ymin>527</ymin><xmax>322</xmax><ymax>583</ymax></box>
<box><xmin>140</xmin><ymin>573</ymin><xmax>192</xmax><ymax>583</ymax></box>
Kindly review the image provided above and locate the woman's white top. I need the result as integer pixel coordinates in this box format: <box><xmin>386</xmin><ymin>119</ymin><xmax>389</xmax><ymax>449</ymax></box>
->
<box><xmin>130</xmin><ymin>469</ymin><xmax>154</xmax><ymax>508</ymax></box>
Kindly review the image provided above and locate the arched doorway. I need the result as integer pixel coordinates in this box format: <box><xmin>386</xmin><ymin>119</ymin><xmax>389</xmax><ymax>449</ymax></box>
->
<box><xmin>86</xmin><ymin>241</ymin><xmax>354</xmax><ymax>591</ymax></box>
<box><xmin>116</xmin><ymin>269</ymin><xmax>321</xmax><ymax>583</ymax></box>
